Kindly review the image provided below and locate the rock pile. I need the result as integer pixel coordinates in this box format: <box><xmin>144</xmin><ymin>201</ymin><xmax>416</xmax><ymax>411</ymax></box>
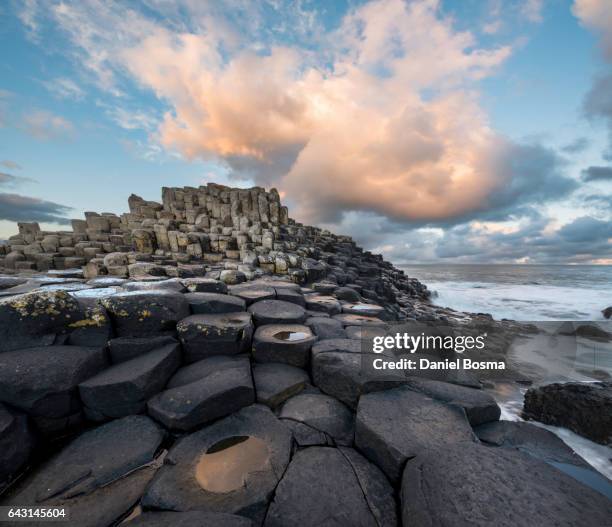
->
<box><xmin>0</xmin><ymin>183</ymin><xmax>610</xmax><ymax>526</ymax></box>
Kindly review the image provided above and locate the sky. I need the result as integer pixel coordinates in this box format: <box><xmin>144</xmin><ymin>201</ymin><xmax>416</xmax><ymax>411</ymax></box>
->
<box><xmin>0</xmin><ymin>0</ymin><xmax>611</xmax><ymax>264</ymax></box>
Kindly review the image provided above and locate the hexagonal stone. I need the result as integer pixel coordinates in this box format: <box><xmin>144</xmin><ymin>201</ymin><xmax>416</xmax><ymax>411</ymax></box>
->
<box><xmin>123</xmin><ymin>278</ymin><xmax>187</xmax><ymax>293</ymax></box>
<box><xmin>333</xmin><ymin>313</ymin><xmax>387</xmax><ymax>327</ymax></box>
<box><xmin>345</xmin><ymin>326</ymin><xmax>387</xmax><ymax>340</ymax></box>
<box><xmin>248</xmin><ymin>300</ymin><xmax>306</xmax><ymax>326</ymax></box>
<box><xmin>279</xmin><ymin>393</ymin><xmax>354</xmax><ymax>446</ymax></box>
<box><xmin>79</xmin><ymin>342</ymin><xmax>181</xmax><ymax>421</ymax></box>
<box><xmin>101</xmin><ymin>291</ymin><xmax>189</xmax><ymax>337</ymax></box>
<box><xmin>143</xmin><ymin>405</ymin><xmax>292</xmax><ymax>524</ymax></box>
<box><xmin>148</xmin><ymin>357</ymin><xmax>254</xmax><ymax>431</ymax></box>
<box><xmin>177</xmin><ymin>313</ymin><xmax>253</xmax><ymax>363</ymax></box>
<box><xmin>401</xmin><ymin>442</ymin><xmax>612</xmax><ymax>527</ymax></box>
<box><xmin>355</xmin><ymin>387</ymin><xmax>475</xmax><ymax>483</ymax></box>
<box><xmin>310</xmin><ymin>339</ymin><xmax>405</xmax><ymax>409</ymax></box>
<box><xmin>304</xmin><ymin>295</ymin><xmax>342</xmax><ymax>315</ymax></box>
<box><xmin>334</xmin><ymin>286</ymin><xmax>361</xmax><ymax>303</ymax></box>
<box><xmin>124</xmin><ymin>511</ymin><xmax>253</xmax><ymax>527</ymax></box>
<box><xmin>167</xmin><ymin>355</ymin><xmax>249</xmax><ymax>389</ymax></box>
<box><xmin>253</xmin><ymin>363</ymin><xmax>310</xmax><ymax>408</ymax></box>
<box><xmin>305</xmin><ymin>316</ymin><xmax>346</xmax><ymax>340</ymax></box>
<box><xmin>264</xmin><ymin>446</ymin><xmax>396</xmax><ymax>527</ymax></box>
<box><xmin>6</xmin><ymin>416</ymin><xmax>165</xmax><ymax>527</ymax></box>
<box><xmin>181</xmin><ymin>278</ymin><xmax>228</xmax><ymax>293</ymax></box>
<box><xmin>0</xmin><ymin>345</ymin><xmax>108</xmax><ymax>432</ymax></box>
<box><xmin>341</xmin><ymin>302</ymin><xmax>384</xmax><ymax>317</ymax></box>
<box><xmin>184</xmin><ymin>292</ymin><xmax>246</xmax><ymax>314</ymax></box>
<box><xmin>229</xmin><ymin>284</ymin><xmax>276</xmax><ymax>305</ymax></box>
<box><xmin>0</xmin><ymin>404</ymin><xmax>34</xmax><ymax>493</ymax></box>
<box><xmin>107</xmin><ymin>335</ymin><xmax>178</xmax><ymax>364</ymax></box>
<box><xmin>253</xmin><ymin>324</ymin><xmax>316</xmax><ymax>368</ymax></box>
<box><xmin>405</xmin><ymin>377</ymin><xmax>500</xmax><ymax>426</ymax></box>
<box><xmin>273</xmin><ymin>287</ymin><xmax>305</xmax><ymax>306</ymax></box>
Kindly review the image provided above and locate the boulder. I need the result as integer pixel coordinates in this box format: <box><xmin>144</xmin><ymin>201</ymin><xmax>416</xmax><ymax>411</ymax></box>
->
<box><xmin>405</xmin><ymin>377</ymin><xmax>500</xmax><ymax>426</ymax></box>
<box><xmin>143</xmin><ymin>405</ymin><xmax>292</xmax><ymax>524</ymax></box>
<box><xmin>6</xmin><ymin>415</ymin><xmax>165</xmax><ymax>527</ymax></box>
<box><xmin>334</xmin><ymin>286</ymin><xmax>361</xmax><ymax>303</ymax></box>
<box><xmin>401</xmin><ymin>442</ymin><xmax>612</xmax><ymax>526</ymax></box>
<box><xmin>279</xmin><ymin>393</ymin><xmax>354</xmax><ymax>446</ymax></box>
<box><xmin>185</xmin><ymin>292</ymin><xmax>246</xmax><ymax>314</ymax></box>
<box><xmin>0</xmin><ymin>404</ymin><xmax>35</xmax><ymax>493</ymax></box>
<box><xmin>523</xmin><ymin>381</ymin><xmax>612</xmax><ymax>445</ymax></box>
<box><xmin>248</xmin><ymin>299</ymin><xmax>306</xmax><ymax>326</ymax></box>
<box><xmin>101</xmin><ymin>290</ymin><xmax>189</xmax><ymax>337</ymax></box>
<box><xmin>265</xmin><ymin>447</ymin><xmax>396</xmax><ymax>527</ymax></box>
<box><xmin>602</xmin><ymin>306</ymin><xmax>612</xmax><ymax>319</ymax></box>
<box><xmin>177</xmin><ymin>313</ymin><xmax>253</xmax><ymax>363</ymax></box>
<box><xmin>0</xmin><ymin>345</ymin><xmax>107</xmax><ymax>432</ymax></box>
<box><xmin>148</xmin><ymin>356</ymin><xmax>254</xmax><ymax>431</ymax></box>
<box><xmin>253</xmin><ymin>324</ymin><xmax>316</xmax><ymax>368</ymax></box>
<box><xmin>108</xmin><ymin>335</ymin><xmax>178</xmax><ymax>364</ymax></box>
<box><xmin>355</xmin><ymin>387</ymin><xmax>475</xmax><ymax>483</ymax></box>
<box><xmin>124</xmin><ymin>511</ymin><xmax>253</xmax><ymax>527</ymax></box>
<box><xmin>311</xmin><ymin>339</ymin><xmax>405</xmax><ymax>408</ymax></box>
<box><xmin>79</xmin><ymin>342</ymin><xmax>181</xmax><ymax>420</ymax></box>
<box><xmin>253</xmin><ymin>363</ymin><xmax>310</xmax><ymax>409</ymax></box>
<box><xmin>305</xmin><ymin>316</ymin><xmax>346</xmax><ymax>340</ymax></box>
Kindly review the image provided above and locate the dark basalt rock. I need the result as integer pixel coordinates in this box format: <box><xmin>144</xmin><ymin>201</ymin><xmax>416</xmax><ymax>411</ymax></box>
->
<box><xmin>264</xmin><ymin>446</ymin><xmax>397</xmax><ymax>527</ymax></box>
<box><xmin>0</xmin><ymin>345</ymin><xmax>107</xmax><ymax>433</ymax></box>
<box><xmin>147</xmin><ymin>357</ymin><xmax>254</xmax><ymax>431</ymax></box>
<box><xmin>177</xmin><ymin>312</ymin><xmax>253</xmax><ymax>363</ymax></box>
<box><xmin>248</xmin><ymin>299</ymin><xmax>306</xmax><ymax>326</ymax></box>
<box><xmin>310</xmin><ymin>339</ymin><xmax>405</xmax><ymax>409</ymax></box>
<box><xmin>123</xmin><ymin>278</ymin><xmax>187</xmax><ymax>293</ymax></box>
<box><xmin>167</xmin><ymin>355</ymin><xmax>249</xmax><ymax>389</ymax></box>
<box><xmin>304</xmin><ymin>295</ymin><xmax>342</xmax><ymax>315</ymax></box>
<box><xmin>252</xmin><ymin>324</ymin><xmax>316</xmax><ymax>368</ymax></box>
<box><xmin>355</xmin><ymin>386</ymin><xmax>475</xmax><ymax>483</ymax></box>
<box><xmin>65</xmin><ymin>299</ymin><xmax>112</xmax><ymax>348</ymax></box>
<box><xmin>603</xmin><ymin>306</ymin><xmax>612</xmax><ymax>319</ymax></box>
<box><xmin>405</xmin><ymin>377</ymin><xmax>500</xmax><ymax>426</ymax></box>
<box><xmin>5</xmin><ymin>416</ymin><xmax>165</xmax><ymax>527</ymax></box>
<box><xmin>253</xmin><ymin>363</ymin><xmax>310</xmax><ymax>409</ymax></box>
<box><xmin>185</xmin><ymin>292</ymin><xmax>246</xmax><ymax>314</ymax></box>
<box><xmin>181</xmin><ymin>278</ymin><xmax>228</xmax><ymax>294</ymax></box>
<box><xmin>523</xmin><ymin>381</ymin><xmax>612</xmax><ymax>445</ymax></box>
<box><xmin>332</xmin><ymin>313</ymin><xmax>387</xmax><ymax>327</ymax></box>
<box><xmin>229</xmin><ymin>284</ymin><xmax>276</xmax><ymax>305</ymax></box>
<box><xmin>345</xmin><ymin>325</ymin><xmax>387</xmax><ymax>340</ymax></box>
<box><xmin>305</xmin><ymin>316</ymin><xmax>346</xmax><ymax>340</ymax></box>
<box><xmin>101</xmin><ymin>290</ymin><xmax>189</xmax><ymax>337</ymax></box>
<box><xmin>279</xmin><ymin>393</ymin><xmax>354</xmax><ymax>446</ymax></box>
<box><xmin>400</xmin><ymin>442</ymin><xmax>612</xmax><ymax>527</ymax></box>
<box><xmin>341</xmin><ymin>302</ymin><xmax>384</xmax><ymax>317</ymax></box>
<box><xmin>273</xmin><ymin>287</ymin><xmax>305</xmax><ymax>306</ymax></box>
<box><xmin>334</xmin><ymin>286</ymin><xmax>361</xmax><ymax>303</ymax></box>
<box><xmin>79</xmin><ymin>342</ymin><xmax>181</xmax><ymax>421</ymax></box>
<box><xmin>124</xmin><ymin>511</ymin><xmax>254</xmax><ymax>526</ymax></box>
<box><xmin>0</xmin><ymin>403</ymin><xmax>34</xmax><ymax>493</ymax></box>
<box><xmin>142</xmin><ymin>405</ymin><xmax>292</xmax><ymax>524</ymax></box>
<box><xmin>311</xmin><ymin>282</ymin><xmax>337</xmax><ymax>295</ymax></box>
<box><xmin>108</xmin><ymin>335</ymin><xmax>178</xmax><ymax>364</ymax></box>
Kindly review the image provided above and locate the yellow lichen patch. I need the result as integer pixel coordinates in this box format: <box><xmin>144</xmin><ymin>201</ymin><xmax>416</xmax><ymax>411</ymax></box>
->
<box><xmin>68</xmin><ymin>313</ymin><xmax>107</xmax><ymax>328</ymax></box>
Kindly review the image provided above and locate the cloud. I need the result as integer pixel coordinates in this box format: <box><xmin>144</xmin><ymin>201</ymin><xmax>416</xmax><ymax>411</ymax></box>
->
<box><xmin>21</xmin><ymin>110</ymin><xmax>74</xmax><ymax>140</ymax></box>
<box><xmin>581</xmin><ymin>165</ymin><xmax>612</xmax><ymax>181</ymax></box>
<box><xmin>0</xmin><ymin>160</ymin><xmax>22</xmax><ymax>170</ymax></box>
<box><xmin>42</xmin><ymin>77</ymin><xmax>85</xmax><ymax>100</ymax></box>
<box><xmin>520</xmin><ymin>0</ymin><xmax>544</xmax><ymax>23</ymax></box>
<box><xmin>0</xmin><ymin>172</ymin><xmax>36</xmax><ymax>188</ymax></box>
<box><xmin>573</xmin><ymin>0</ymin><xmax>612</xmax><ymax>59</ymax></box>
<box><xmin>561</xmin><ymin>137</ymin><xmax>590</xmax><ymax>154</ymax></box>
<box><xmin>0</xmin><ymin>193</ymin><xmax>72</xmax><ymax>223</ymax></box>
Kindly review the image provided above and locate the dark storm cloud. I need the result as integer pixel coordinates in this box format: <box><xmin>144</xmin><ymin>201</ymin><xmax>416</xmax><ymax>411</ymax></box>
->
<box><xmin>0</xmin><ymin>172</ymin><xmax>36</xmax><ymax>188</ymax></box>
<box><xmin>584</xmin><ymin>73</ymin><xmax>612</xmax><ymax>157</ymax></box>
<box><xmin>560</xmin><ymin>137</ymin><xmax>590</xmax><ymax>154</ymax></box>
<box><xmin>581</xmin><ymin>165</ymin><xmax>612</xmax><ymax>182</ymax></box>
<box><xmin>0</xmin><ymin>193</ymin><xmax>72</xmax><ymax>223</ymax></box>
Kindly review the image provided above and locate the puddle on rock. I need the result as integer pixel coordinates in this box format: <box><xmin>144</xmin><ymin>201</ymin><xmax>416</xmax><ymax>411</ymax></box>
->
<box><xmin>195</xmin><ymin>436</ymin><xmax>270</xmax><ymax>493</ymax></box>
<box><xmin>273</xmin><ymin>331</ymin><xmax>309</xmax><ymax>342</ymax></box>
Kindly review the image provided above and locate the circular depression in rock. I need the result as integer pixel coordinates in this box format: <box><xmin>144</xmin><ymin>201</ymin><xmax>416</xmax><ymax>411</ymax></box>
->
<box><xmin>195</xmin><ymin>436</ymin><xmax>270</xmax><ymax>493</ymax></box>
<box><xmin>273</xmin><ymin>331</ymin><xmax>310</xmax><ymax>342</ymax></box>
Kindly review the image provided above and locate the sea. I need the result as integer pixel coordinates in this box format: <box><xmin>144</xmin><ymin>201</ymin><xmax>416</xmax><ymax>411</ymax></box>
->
<box><xmin>400</xmin><ymin>264</ymin><xmax>612</xmax><ymax>321</ymax></box>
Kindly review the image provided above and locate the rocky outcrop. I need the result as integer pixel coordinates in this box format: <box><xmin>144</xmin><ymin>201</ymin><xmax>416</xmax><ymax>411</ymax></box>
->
<box><xmin>523</xmin><ymin>381</ymin><xmax>612</xmax><ymax>445</ymax></box>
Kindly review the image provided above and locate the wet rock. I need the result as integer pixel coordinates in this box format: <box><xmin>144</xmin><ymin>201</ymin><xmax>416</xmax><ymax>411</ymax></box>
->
<box><xmin>265</xmin><ymin>446</ymin><xmax>396</xmax><ymax>527</ymax></box>
<box><xmin>123</xmin><ymin>278</ymin><xmax>187</xmax><ymax>293</ymax></box>
<box><xmin>101</xmin><ymin>290</ymin><xmax>189</xmax><ymax>337</ymax></box>
<box><xmin>248</xmin><ymin>299</ymin><xmax>306</xmax><ymax>326</ymax></box>
<box><xmin>602</xmin><ymin>306</ymin><xmax>612</xmax><ymax>319</ymax></box>
<box><xmin>311</xmin><ymin>339</ymin><xmax>405</xmax><ymax>408</ymax></box>
<box><xmin>124</xmin><ymin>511</ymin><xmax>253</xmax><ymax>526</ymax></box>
<box><xmin>400</xmin><ymin>442</ymin><xmax>612</xmax><ymax>527</ymax></box>
<box><xmin>253</xmin><ymin>363</ymin><xmax>310</xmax><ymax>408</ymax></box>
<box><xmin>79</xmin><ymin>342</ymin><xmax>181</xmax><ymax>420</ymax></box>
<box><xmin>523</xmin><ymin>381</ymin><xmax>612</xmax><ymax>445</ymax></box>
<box><xmin>148</xmin><ymin>357</ymin><xmax>254</xmax><ymax>431</ymax></box>
<box><xmin>405</xmin><ymin>377</ymin><xmax>500</xmax><ymax>426</ymax></box>
<box><xmin>108</xmin><ymin>335</ymin><xmax>178</xmax><ymax>364</ymax></box>
<box><xmin>355</xmin><ymin>387</ymin><xmax>475</xmax><ymax>483</ymax></box>
<box><xmin>185</xmin><ymin>292</ymin><xmax>246</xmax><ymax>314</ymax></box>
<box><xmin>253</xmin><ymin>324</ymin><xmax>316</xmax><ymax>368</ymax></box>
<box><xmin>341</xmin><ymin>302</ymin><xmax>384</xmax><ymax>318</ymax></box>
<box><xmin>304</xmin><ymin>295</ymin><xmax>342</xmax><ymax>315</ymax></box>
<box><xmin>474</xmin><ymin>420</ymin><xmax>591</xmax><ymax>467</ymax></box>
<box><xmin>305</xmin><ymin>316</ymin><xmax>346</xmax><ymax>340</ymax></box>
<box><xmin>143</xmin><ymin>405</ymin><xmax>292</xmax><ymax>524</ymax></box>
<box><xmin>181</xmin><ymin>278</ymin><xmax>228</xmax><ymax>294</ymax></box>
<box><xmin>0</xmin><ymin>404</ymin><xmax>34</xmax><ymax>493</ymax></box>
<box><xmin>0</xmin><ymin>276</ymin><xmax>28</xmax><ymax>290</ymax></box>
<box><xmin>5</xmin><ymin>415</ymin><xmax>165</xmax><ymax>527</ymax></box>
<box><xmin>0</xmin><ymin>290</ymin><xmax>83</xmax><ymax>352</ymax></box>
<box><xmin>0</xmin><ymin>345</ymin><xmax>107</xmax><ymax>433</ymax></box>
<box><xmin>177</xmin><ymin>313</ymin><xmax>253</xmax><ymax>363</ymax></box>
<box><xmin>279</xmin><ymin>393</ymin><xmax>354</xmax><ymax>445</ymax></box>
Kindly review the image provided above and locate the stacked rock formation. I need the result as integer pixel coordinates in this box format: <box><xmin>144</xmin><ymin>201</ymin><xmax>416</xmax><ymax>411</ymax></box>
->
<box><xmin>0</xmin><ymin>184</ymin><xmax>610</xmax><ymax>526</ymax></box>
